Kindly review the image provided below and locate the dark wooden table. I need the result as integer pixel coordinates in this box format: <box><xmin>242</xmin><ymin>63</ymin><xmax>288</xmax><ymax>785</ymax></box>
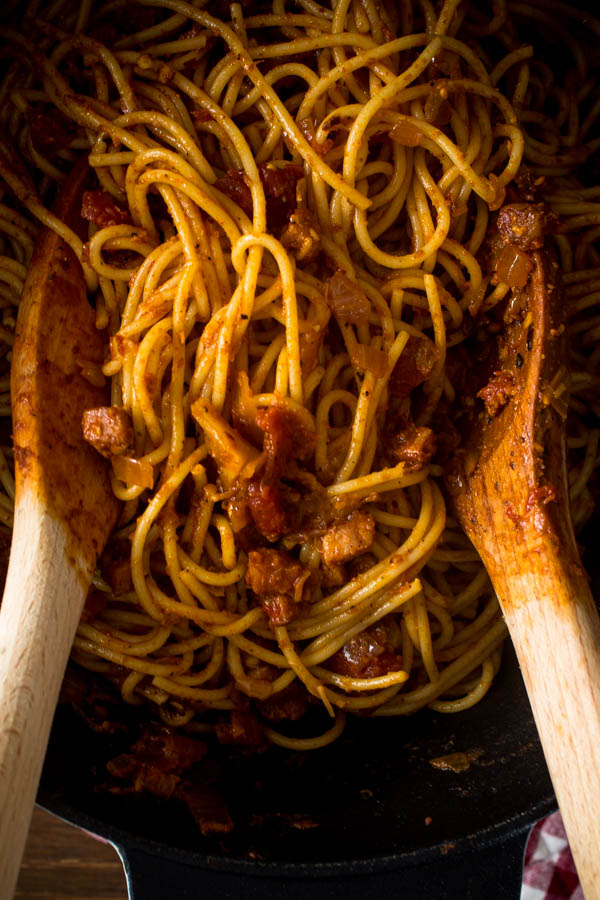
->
<box><xmin>15</xmin><ymin>807</ymin><xmax>127</xmax><ymax>899</ymax></box>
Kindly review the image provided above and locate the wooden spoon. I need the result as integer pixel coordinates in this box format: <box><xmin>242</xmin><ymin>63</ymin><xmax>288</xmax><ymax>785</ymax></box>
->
<box><xmin>0</xmin><ymin>160</ymin><xmax>119</xmax><ymax>897</ymax></box>
<box><xmin>446</xmin><ymin>247</ymin><xmax>600</xmax><ymax>897</ymax></box>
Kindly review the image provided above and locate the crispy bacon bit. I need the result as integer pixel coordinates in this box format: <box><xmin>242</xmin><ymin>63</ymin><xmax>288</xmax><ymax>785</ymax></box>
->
<box><xmin>512</xmin><ymin>168</ymin><xmax>537</xmax><ymax>203</ymax></box>
<box><xmin>240</xmin><ymin>407</ymin><xmax>317</xmax><ymax>542</ymax></box>
<box><xmin>246</xmin><ymin>548</ymin><xmax>309</xmax><ymax>625</ymax></box>
<box><xmin>246</xmin><ymin>548</ymin><xmax>308</xmax><ymax>597</ymax></box>
<box><xmin>226</xmin><ymin>397</ymin><xmax>322</xmax><ymax>543</ymax></box>
<box><xmin>26</xmin><ymin>105</ymin><xmax>74</xmax><ymax>155</ymax></box>
<box><xmin>477</xmin><ymin>370</ymin><xmax>516</xmax><ymax>417</ymax></box>
<box><xmin>81</xmin><ymin>190</ymin><xmax>132</xmax><ymax>228</ymax></box>
<box><xmin>493</xmin><ymin>243</ymin><xmax>534</xmax><ymax>288</ymax></box>
<box><xmin>256</xmin><ymin>406</ymin><xmax>317</xmax><ymax>478</ymax></box>
<box><xmin>175</xmin><ymin>781</ymin><xmax>234</xmax><ymax>836</ymax></box>
<box><xmin>389</xmin><ymin>336</ymin><xmax>439</xmax><ymax>398</ymax></box>
<box><xmin>280</xmin><ymin>206</ymin><xmax>321</xmax><ymax>262</ymax></box>
<box><xmin>325</xmin><ymin>271</ymin><xmax>371</xmax><ymax>324</ymax></box>
<box><xmin>215</xmin><ymin>164</ymin><xmax>304</xmax><ymax>232</ymax></box>
<box><xmin>298</xmin><ymin>117</ymin><xmax>334</xmax><ymax>157</ymax></box>
<box><xmin>82</xmin><ymin>406</ymin><xmax>134</xmax><ymax>458</ymax></box>
<box><xmin>389</xmin><ymin>117</ymin><xmax>423</xmax><ymax>147</ymax></box>
<box><xmin>321</xmin><ymin>510</ymin><xmax>375</xmax><ymax>567</ymax></box>
<box><xmin>260</xmin><ymin>594</ymin><xmax>297</xmax><ymax>626</ymax></box>
<box><xmin>329</xmin><ymin>621</ymin><xmax>403</xmax><ymax>678</ymax></box>
<box><xmin>257</xmin><ymin>682</ymin><xmax>308</xmax><ymax>722</ymax></box>
<box><xmin>349</xmin><ymin>342</ymin><xmax>389</xmax><ymax>377</ymax></box>
<box><xmin>107</xmin><ymin>728</ymin><xmax>207</xmax><ymax>799</ymax></box>
<box><xmin>496</xmin><ymin>202</ymin><xmax>558</xmax><ymax>252</ymax></box>
<box><xmin>387</xmin><ymin>423</ymin><xmax>437</xmax><ymax>471</ymax></box>
<box><xmin>246</xmin><ymin>478</ymin><xmax>288</xmax><ymax>542</ymax></box>
<box><xmin>322</xmin><ymin>564</ymin><xmax>346</xmax><ymax>587</ymax></box>
<box><xmin>215</xmin><ymin>170</ymin><xmax>252</xmax><ymax>216</ymax></box>
<box><xmin>60</xmin><ymin>668</ymin><xmax>124</xmax><ymax>735</ymax></box>
<box><xmin>259</xmin><ymin>164</ymin><xmax>304</xmax><ymax>231</ymax></box>
<box><xmin>216</xmin><ymin>709</ymin><xmax>265</xmax><ymax>748</ymax></box>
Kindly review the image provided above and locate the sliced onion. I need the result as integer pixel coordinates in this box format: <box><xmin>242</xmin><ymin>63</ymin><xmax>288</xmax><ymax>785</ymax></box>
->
<box><xmin>325</xmin><ymin>271</ymin><xmax>370</xmax><ymax>324</ymax></box>
<box><xmin>389</xmin><ymin>118</ymin><xmax>423</xmax><ymax>147</ymax></box>
<box><xmin>350</xmin><ymin>342</ymin><xmax>389</xmax><ymax>378</ymax></box>
<box><xmin>112</xmin><ymin>454</ymin><xmax>154</xmax><ymax>489</ymax></box>
<box><xmin>494</xmin><ymin>242</ymin><xmax>534</xmax><ymax>288</ymax></box>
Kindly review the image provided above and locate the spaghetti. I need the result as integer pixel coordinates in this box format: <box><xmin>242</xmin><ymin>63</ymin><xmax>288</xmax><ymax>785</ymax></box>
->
<box><xmin>0</xmin><ymin>0</ymin><xmax>598</xmax><ymax>753</ymax></box>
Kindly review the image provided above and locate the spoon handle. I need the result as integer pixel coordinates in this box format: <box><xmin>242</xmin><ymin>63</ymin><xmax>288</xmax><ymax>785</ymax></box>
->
<box><xmin>0</xmin><ymin>491</ymin><xmax>86</xmax><ymax>898</ymax></box>
<box><xmin>482</xmin><ymin>529</ymin><xmax>600</xmax><ymax>899</ymax></box>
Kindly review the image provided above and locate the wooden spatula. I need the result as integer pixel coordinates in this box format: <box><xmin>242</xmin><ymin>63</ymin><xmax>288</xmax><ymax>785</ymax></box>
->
<box><xmin>446</xmin><ymin>248</ymin><xmax>600</xmax><ymax>897</ymax></box>
<box><xmin>0</xmin><ymin>159</ymin><xmax>119</xmax><ymax>897</ymax></box>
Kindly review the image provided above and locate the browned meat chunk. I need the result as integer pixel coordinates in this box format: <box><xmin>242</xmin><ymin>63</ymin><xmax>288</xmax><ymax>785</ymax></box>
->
<box><xmin>82</xmin><ymin>406</ymin><xmax>134</xmax><ymax>458</ymax></box>
<box><xmin>320</xmin><ymin>510</ymin><xmax>375</xmax><ymax>567</ymax></box>
<box><xmin>387</xmin><ymin>423</ymin><xmax>437</xmax><ymax>471</ymax></box>
<box><xmin>325</xmin><ymin>271</ymin><xmax>370</xmax><ymax>324</ymax></box>
<box><xmin>389</xmin><ymin>335</ymin><xmax>439</xmax><ymax>398</ymax></box>
<box><xmin>496</xmin><ymin>202</ymin><xmax>558</xmax><ymax>252</ymax></box>
<box><xmin>81</xmin><ymin>190</ymin><xmax>132</xmax><ymax>228</ymax></box>
<box><xmin>328</xmin><ymin>621</ymin><xmax>403</xmax><ymax>678</ymax></box>
<box><xmin>281</xmin><ymin>206</ymin><xmax>321</xmax><ymax>262</ymax></box>
<box><xmin>477</xmin><ymin>370</ymin><xmax>516</xmax><ymax>417</ymax></box>
<box><xmin>246</xmin><ymin>548</ymin><xmax>308</xmax><ymax>597</ymax></box>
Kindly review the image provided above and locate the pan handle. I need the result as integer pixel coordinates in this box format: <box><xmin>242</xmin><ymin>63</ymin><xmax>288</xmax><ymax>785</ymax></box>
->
<box><xmin>117</xmin><ymin>827</ymin><xmax>531</xmax><ymax>900</ymax></box>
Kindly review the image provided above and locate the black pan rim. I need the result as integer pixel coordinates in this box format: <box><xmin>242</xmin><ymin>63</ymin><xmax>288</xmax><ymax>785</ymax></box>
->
<box><xmin>38</xmin><ymin>791</ymin><xmax>556</xmax><ymax>876</ymax></box>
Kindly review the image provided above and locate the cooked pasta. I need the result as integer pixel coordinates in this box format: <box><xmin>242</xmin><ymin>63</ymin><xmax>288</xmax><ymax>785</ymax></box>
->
<box><xmin>0</xmin><ymin>0</ymin><xmax>598</xmax><ymax>755</ymax></box>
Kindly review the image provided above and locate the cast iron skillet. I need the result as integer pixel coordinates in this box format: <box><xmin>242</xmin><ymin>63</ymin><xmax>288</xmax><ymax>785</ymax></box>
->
<box><xmin>28</xmin><ymin>3</ymin><xmax>599</xmax><ymax>895</ymax></box>
<box><xmin>37</xmin><ymin>619</ymin><xmax>560</xmax><ymax>898</ymax></box>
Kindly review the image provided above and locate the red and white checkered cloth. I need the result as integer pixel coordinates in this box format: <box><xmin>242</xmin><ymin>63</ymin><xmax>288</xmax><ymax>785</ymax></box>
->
<box><xmin>521</xmin><ymin>812</ymin><xmax>583</xmax><ymax>899</ymax></box>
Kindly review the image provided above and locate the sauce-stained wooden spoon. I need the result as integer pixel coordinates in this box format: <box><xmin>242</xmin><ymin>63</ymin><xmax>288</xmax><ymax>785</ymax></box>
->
<box><xmin>446</xmin><ymin>244</ymin><xmax>600</xmax><ymax>898</ymax></box>
<box><xmin>0</xmin><ymin>159</ymin><xmax>119</xmax><ymax>897</ymax></box>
